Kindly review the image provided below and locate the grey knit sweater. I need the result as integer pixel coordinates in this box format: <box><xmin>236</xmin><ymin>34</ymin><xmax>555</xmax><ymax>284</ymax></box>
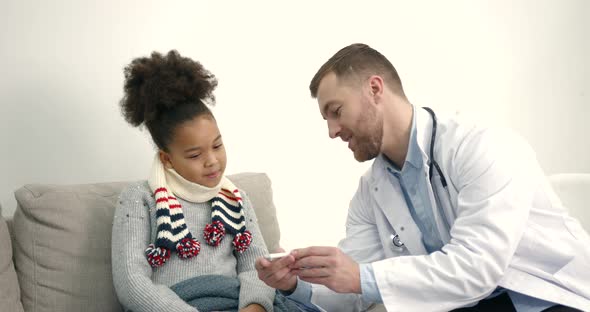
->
<box><xmin>111</xmin><ymin>181</ymin><xmax>275</xmax><ymax>312</ymax></box>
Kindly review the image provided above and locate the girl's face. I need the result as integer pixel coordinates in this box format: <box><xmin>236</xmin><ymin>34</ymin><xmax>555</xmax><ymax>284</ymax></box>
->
<box><xmin>159</xmin><ymin>115</ymin><xmax>227</xmax><ymax>188</ymax></box>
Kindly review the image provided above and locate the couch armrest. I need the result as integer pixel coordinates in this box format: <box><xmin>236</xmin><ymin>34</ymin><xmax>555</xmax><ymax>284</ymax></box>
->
<box><xmin>0</xmin><ymin>205</ymin><xmax>25</xmax><ymax>312</ymax></box>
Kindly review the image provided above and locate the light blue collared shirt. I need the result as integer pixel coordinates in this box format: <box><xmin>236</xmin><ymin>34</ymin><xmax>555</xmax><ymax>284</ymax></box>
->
<box><xmin>281</xmin><ymin>279</ymin><xmax>321</xmax><ymax>312</ymax></box>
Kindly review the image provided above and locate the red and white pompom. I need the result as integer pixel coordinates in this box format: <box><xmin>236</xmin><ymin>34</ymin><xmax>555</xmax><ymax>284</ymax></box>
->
<box><xmin>145</xmin><ymin>244</ymin><xmax>171</xmax><ymax>268</ymax></box>
<box><xmin>203</xmin><ymin>220</ymin><xmax>226</xmax><ymax>246</ymax></box>
<box><xmin>232</xmin><ymin>230</ymin><xmax>252</xmax><ymax>253</ymax></box>
<box><xmin>176</xmin><ymin>237</ymin><xmax>201</xmax><ymax>259</ymax></box>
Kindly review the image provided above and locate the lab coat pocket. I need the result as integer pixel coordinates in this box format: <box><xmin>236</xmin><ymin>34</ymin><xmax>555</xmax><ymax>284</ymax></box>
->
<box><xmin>553</xmin><ymin>255</ymin><xmax>590</xmax><ymax>297</ymax></box>
<box><xmin>514</xmin><ymin>223</ymin><xmax>572</xmax><ymax>275</ymax></box>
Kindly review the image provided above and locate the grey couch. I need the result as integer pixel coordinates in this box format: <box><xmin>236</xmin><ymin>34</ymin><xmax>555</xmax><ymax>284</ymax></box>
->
<box><xmin>0</xmin><ymin>173</ymin><xmax>282</xmax><ymax>312</ymax></box>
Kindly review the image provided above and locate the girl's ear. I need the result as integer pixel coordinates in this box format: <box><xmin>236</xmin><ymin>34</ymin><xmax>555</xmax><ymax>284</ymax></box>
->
<box><xmin>159</xmin><ymin>150</ymin><xmax>173</xmax><ymax>169</ymax></box>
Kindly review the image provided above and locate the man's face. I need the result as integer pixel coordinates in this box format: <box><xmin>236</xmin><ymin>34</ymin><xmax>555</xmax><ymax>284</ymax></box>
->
<box><xmin>317</xmin><ymin>72</ymin><xmax>383</xmax><ymax>162</ymax></box>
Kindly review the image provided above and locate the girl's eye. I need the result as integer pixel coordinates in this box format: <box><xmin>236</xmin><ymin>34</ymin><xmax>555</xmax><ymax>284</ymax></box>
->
<box><xmin>214</xmin><ymin>144</ymin><xmax>223</xmax><ymax>149</ymax></box>
<box><xmin>189</xmin><ymin>154</ymin><xmax>201</xmax><ymax>159</ymax></box>
<box><xmin>335</xmin><ymin>107</ymin><xmax>342</xmax><ymax>116</ymax></box>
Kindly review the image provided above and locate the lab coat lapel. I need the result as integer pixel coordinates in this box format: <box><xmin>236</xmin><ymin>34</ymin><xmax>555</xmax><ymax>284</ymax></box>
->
<box><xmin>369</xmin><ymin>157</ymin><xmax>427</xmax><ymax>255</ymax></box>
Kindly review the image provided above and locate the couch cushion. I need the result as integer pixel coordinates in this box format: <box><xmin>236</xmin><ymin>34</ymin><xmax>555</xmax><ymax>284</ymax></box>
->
<box><xmin>11</xmin><ymin>173</ymin><xmax>279</xmax><ymax>312</ymax></box>
<box><xmin>13</xmin><ymin>182</ymin><xmax>127</xmax><ymax>312</ymax></box>
<box><xmin>0</xmin><ymin>204</ymin><xmax>25</xmax><ymax>312</ymax></box>
<box><xmin>230</xmin><ymin>172</ymin><xmax>281</xmax><ymax>252</ymax></box>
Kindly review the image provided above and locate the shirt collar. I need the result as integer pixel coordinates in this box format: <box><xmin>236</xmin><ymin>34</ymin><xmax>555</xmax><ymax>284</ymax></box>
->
<box><xmin>382</xmin><ymin>105</ymin><xmax>423</xmax><ymax>173</ymax></box>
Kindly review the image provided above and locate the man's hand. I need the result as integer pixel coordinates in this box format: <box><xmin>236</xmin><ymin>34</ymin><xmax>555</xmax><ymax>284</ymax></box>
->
<box><xmin>291</xmin><ymin>246</ymin><xmax>361</xmax><ymax>294</ymax></box>
<box><xmin>239</xmin><ymin>303</ymin><xmax>266</xmax><ymax>312</ymax></box>
<box><xmin>255</xmin><ymin>248</ymin><xmax>298</xmax><ymax>292</ymax></box>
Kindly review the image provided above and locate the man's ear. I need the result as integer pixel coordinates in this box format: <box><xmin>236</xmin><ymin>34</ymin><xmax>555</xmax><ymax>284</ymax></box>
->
<box><xmin>368</xmin><ymin>75</ymin><xmax>384</xmax><ymax>100</ymax></box>
<box><xmin>159</xmin><ymin>150</ymin><xmax>173</xmax><ymax>169</ymax></box>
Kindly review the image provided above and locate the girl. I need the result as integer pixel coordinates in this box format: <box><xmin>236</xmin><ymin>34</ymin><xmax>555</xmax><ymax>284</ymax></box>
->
<box><xmin>111</xmin><ymin>50</ymin><xmax>281</xmax><ymax>312</ymax></box>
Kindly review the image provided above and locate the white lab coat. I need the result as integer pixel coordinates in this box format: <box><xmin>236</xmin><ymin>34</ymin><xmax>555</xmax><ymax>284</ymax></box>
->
<box><xmin>307</xmin><ymin>108</ymin><xmax>590</xmax><ymax>312</ymax></box>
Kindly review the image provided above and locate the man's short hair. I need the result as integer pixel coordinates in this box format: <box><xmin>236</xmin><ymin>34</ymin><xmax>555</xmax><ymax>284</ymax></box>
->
<box><xmin>309</xmin><ymin>43</ymin><xmax>405</xmax><ymax>99</ymax></box>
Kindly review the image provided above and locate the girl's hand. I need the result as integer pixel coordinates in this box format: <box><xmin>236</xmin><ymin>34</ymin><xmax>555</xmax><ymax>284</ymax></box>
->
<box><xmin>239</xmin><ymin>303</ymin><xmax>266</xmax><ymax>312</ymax></box>
<box><xmin>255</xmin><ymin>248</ymin><xmax>297</xmax><ymax>293</ymax></box>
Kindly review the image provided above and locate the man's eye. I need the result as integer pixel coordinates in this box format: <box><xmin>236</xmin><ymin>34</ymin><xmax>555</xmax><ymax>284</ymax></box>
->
<box><xmin>214</xmin><ymin>144</ymin><xmax>223</xmax><ymax>149</ymax></box>
<box><xmin>335</xmin><ymin>107</ymin><xmax>342</xmax><ymax>116</ymax></box>
<box><xmin>189</xmin><ymin>154</ymin><xmax>201</xmax><ymax>159</ymax></box>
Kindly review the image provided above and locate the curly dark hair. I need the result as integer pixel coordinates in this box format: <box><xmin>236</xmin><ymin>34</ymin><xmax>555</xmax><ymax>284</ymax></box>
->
<box><xmin>120</xmin><ymin>50</ymin><xmax>218</xmax><ymax>151</ymax></box>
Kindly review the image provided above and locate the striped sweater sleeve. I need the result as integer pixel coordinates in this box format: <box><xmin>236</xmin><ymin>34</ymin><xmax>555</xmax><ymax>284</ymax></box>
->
<box><xmin>236</xmin><ymin>191</ymin><xmax>275</xmax><ymax>311</ymax></box>
<box><xmin>111</xmin><ymin>184</ymin><xmax>198</xmax><ymax>312</ymax></box>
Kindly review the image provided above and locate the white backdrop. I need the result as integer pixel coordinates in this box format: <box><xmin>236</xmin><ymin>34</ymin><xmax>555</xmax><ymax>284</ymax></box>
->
<box><xmin>1</xmin><ymin>0</ymin><xmax>588</xmax><ymax>251</ymax></box>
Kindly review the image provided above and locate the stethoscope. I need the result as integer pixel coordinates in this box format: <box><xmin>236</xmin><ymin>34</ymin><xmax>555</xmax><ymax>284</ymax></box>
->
<box><xmin>390</xmin><ymin>107</ymin><xmax>447</xmax><ymax>249</ymax></box>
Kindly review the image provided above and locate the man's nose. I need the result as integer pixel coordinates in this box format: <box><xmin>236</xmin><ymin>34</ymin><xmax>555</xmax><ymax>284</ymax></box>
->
<box><xmin>327</xmin><ymin>120</ymin><xmax>341</xmax><ymax>139</ymax></box>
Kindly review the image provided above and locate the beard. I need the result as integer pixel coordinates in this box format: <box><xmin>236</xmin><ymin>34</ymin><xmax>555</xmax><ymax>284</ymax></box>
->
<box><xmin>352</xmin><ymin>104</ymin><xmax>383</xmax><ymax>162</ymax></box>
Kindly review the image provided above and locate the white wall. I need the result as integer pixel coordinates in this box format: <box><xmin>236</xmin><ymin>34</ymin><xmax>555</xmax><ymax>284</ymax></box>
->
<box><xmin>1</xmin><ymin>0</ymin><xmax>588</xmax><ymax>251</ymax></box>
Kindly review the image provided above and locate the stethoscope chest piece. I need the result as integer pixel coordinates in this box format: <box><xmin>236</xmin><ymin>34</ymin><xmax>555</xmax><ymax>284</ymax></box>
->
<box><xmin>391</xmin><ymin>233</ymin><xmax>405</xmax><ymax>248</ymax></box>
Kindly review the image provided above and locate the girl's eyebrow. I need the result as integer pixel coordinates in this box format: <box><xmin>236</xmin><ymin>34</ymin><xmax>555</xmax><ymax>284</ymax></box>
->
<box><xmin>184</xmin><ymin>146</ymin><xmax>201</xmax><ymax>153</ymax></box>
<box><xmin>183</xmin><ymin>135</ymin><xmax>222</xmax><ymax>153</ymax></box>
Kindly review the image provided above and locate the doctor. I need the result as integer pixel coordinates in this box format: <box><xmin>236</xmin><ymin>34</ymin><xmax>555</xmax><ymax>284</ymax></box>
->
<box><xmin>255</xmin><ymin>43</ymin><xmax>590</xmax><ymax>312</ymax></box>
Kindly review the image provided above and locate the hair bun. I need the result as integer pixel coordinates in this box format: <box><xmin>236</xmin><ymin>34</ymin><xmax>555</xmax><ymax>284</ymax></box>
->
<box><xmin>120</xmin><ymin>50</ymin><xmax>218</xmax><ymax>127</ymax></box>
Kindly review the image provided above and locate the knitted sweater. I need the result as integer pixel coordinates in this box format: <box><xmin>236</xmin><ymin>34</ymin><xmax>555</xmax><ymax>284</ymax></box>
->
<box><xmin>111</xmin><ymin>181</ymin><xmax>275</xmax><ymax>312</ymax></box>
